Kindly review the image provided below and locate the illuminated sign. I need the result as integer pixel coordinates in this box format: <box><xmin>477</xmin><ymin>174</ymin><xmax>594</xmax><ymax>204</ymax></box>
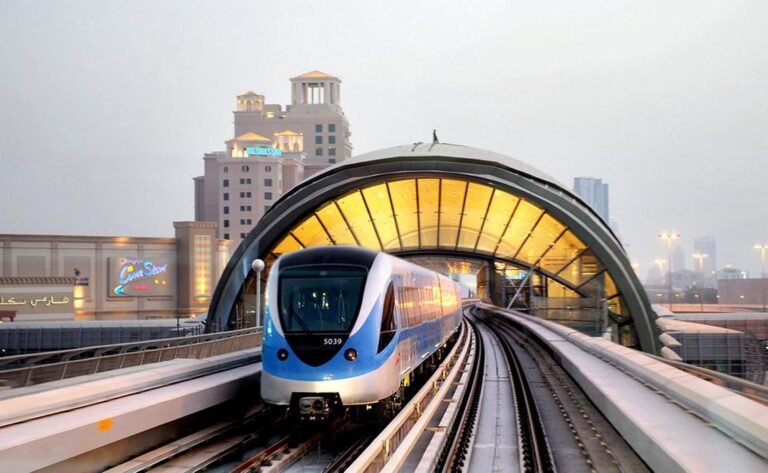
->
<box><xmin>246</xmin><ymin>147</ymin><xmax>282</xmax><ymax>157</ymax></box>
<box><xmin>109</xmin><ymin>257</ymin><xmax>173</xmax><ymax>297</ymax></box>
<box><xmin>0</xmin><ymin>295</ymin><xmax>71</xmax><ymax>308</ymax></box>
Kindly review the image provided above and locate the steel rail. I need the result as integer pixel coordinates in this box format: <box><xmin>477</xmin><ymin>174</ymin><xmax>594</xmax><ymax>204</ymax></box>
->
<box><xmin>104</xmin><ymin>405</ymin><xmax>268</xmax><ymax>473</ymax></box>
<box><xmin>321</xmin><ymin>433</ymin><xmax>375</xmax><ymax>473</ymax></box>
<box><xmin>429</xmin><ymin>313</ymin><xmax>485</xmax><ymax>472</ymax></box>
<box><xmin>488</xmin><ymin>319</ymin><xmax>556</xmax><ymax>473</ymax></box>
<box><xmin>228</xmin><ymin>434</ymin><xmax>293</xmax><ymax>473</ymax></box>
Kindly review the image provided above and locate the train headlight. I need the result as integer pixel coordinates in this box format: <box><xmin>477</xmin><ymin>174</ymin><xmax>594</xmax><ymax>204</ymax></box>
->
<box><xmin>277</xmin><ymin>348</ymin><xmax>289</xmax><ymax>361</ymax></box>
<box><xmin>344</xmin><ymin>348</ymin><xmax>358</xmax><ymax>361</ymax></box>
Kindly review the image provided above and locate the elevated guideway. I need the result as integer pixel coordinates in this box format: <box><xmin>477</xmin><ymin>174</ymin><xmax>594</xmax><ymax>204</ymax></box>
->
<box><xmin>0</xmin><ymin>304</ymin><xmax>765</xmax><ymax>472</ymax></box>
<box><xmin>0</xmin><ymin>349</ymin><xmax>261</xmax><ymax>472</ymax></box>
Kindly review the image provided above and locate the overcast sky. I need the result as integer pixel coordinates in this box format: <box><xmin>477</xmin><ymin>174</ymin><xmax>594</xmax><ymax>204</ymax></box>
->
<box><xmin>0</xmin><ymin>1</ymin><xmax>766</xmax><ymax>277</ymax></box>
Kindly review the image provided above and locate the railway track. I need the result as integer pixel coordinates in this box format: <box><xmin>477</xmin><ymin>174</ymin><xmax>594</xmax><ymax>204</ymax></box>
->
<box><xmin>109</xmin><ymin>305</ymin><xmax>652</xmax><ymax>472</ymax></box>
<box><xmin>433</xmin><ymin>318</ymin><xmax>485</xmax><ymax>472</ymax></box>
<box><xmin>483</xmin><ymin>313</ymin><xmax>556</xmax><ymax>472</ymax></box>
<box><xmin>105</xmin><ymin>404</ymin><xmax>279</xmax><ymax>473</ymax></box>
<box><xmin>476</xmin><ymin>308</ymin><xmax>649</xmax><ymax>473</ymax></box>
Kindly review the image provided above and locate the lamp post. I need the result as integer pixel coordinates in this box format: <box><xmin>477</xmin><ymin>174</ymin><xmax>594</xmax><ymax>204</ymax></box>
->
<box><xmin>251</xmin><ymin>259</ymin><xmax>266</xmax><ymax>327</ymax></box>
<box><xmin>659</xmin><ymin>232</ymin><xmax>680</xmax><ymax>310</ymax></box>
<box><xmin>693</xmin><ymin>252</ymin><xmax>709</xmax><ymax>305</ymax></box>
<box><xmin>755</xmin><ymin>243</ymin><xmax>767</xmax><ymax>312</ymax></box>
<box><xmin>654</xmin><ymin>258</ymin><xmax>666</xmax><ymax>299</ymax></box>
<box><xmin>693</xmin><ymin>252</ymin><xmax>708</xmax><ymax>273</ymax></box>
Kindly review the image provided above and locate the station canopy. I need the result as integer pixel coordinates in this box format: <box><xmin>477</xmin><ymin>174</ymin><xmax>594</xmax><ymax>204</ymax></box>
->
<box><xmin>207</xmin><ymin>143</ymin><xmax>658</xmax><ymax>353</ymax></box>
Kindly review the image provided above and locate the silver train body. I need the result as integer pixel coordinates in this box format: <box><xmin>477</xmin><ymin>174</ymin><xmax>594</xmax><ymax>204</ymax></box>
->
<box><xmin>260</xmin><ymin>246</ymin><xmax>462</xmax><ymax>417</ymax></box>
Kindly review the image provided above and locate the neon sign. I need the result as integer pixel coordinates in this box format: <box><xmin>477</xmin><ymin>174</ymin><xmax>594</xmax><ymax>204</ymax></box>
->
<box><xmin>111</xmin><ymin>258</ymin><xmax>170</xmax><ymax>296</ymax></box>
<box><xmin>246</xmin><ymin>147</ymin><xmax>282</xmax><ymax>157</ymax></box>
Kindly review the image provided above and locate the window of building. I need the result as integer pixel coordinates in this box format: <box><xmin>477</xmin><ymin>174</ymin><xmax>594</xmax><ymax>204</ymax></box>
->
<box><xmin>315</xmin><ymin>124</ymin><xmax>322</xmax><ymax>133</ymax></box>
<box><xmin>223</xmin><ymin>192</ymin><xmax>229</xmax><ymax>201</ymax></box>
<box><xmin>223</xmin><ymin>166</ymin><xmax>229</xmax><ymax>173</ymax></box>
<box><xmin>246</xmin><ymin>191</ymin><xmax>252</xmax><ymax>198</ymax></box>
<box><xmin>265</xmin><ymin>192</ymin><xmax>273</xmax><ymax>200</ymax></box>
<box><xmin>328</xmin><ymin>147</ymin><xmax>336</xmax><ymax>156</ymax></box>
<box><xmin>223</xmin><ymin>206</ymin><xmax>229</xmax><ymax>214</ymax></box>
<box><xmin>328</xmin><ymin>135</ymin><xmax>336</xmax><ymax>144</ymax></box>
<box><xmin>315</xmin><ymin>135</ymin><xmax>323</xmax><ymax>144</ymax></box>
<box><xmin>224</xmin><ymin>233</ymin><xmax>229</xmax><ymax>239</ymax></box>
<box><xmin>328</xmin><ymin>124</ymin><xmax>336</xmax><ymax>133</ymax></box>
<box><xmin>246</xmin><ymin>178</ymin><xmax>252</xmax><ymax>184</ymax></box>
<box><xmin>242</xmin><ymin>165</ymin><xmax>249</xmax><ymax>172</ymax></box>
<box><xmin>246</xmin><ymin>219</ymin><xmax>252</xmax><ymax>225</ymax></box>
<box><xmin>223</xmin><ymin>219</ymin><xmax>229</xmax><ymax>228</ymax></box>
<box><xmin>315</xmin><ymin>147</ymin><xmax>323</xmax><ymax>156</ymax></box>
<box><xmin>239</xmin><ymin>192</ymin><xmax>245</xmax><ymax>198</ymax></box>
<box><xmin>329</xmin><ymin>158</ymin><xmax>336</xmax><ymax>164</ymax></box>
<box><xmin>246</xmin><ymin>205</ymin><xmax>252</xmax><ymax>211</ymax></box>
<box><xmin>264</xmin><ymin>178</ymin><xmax>272</xmax><ymax>187</ymax></box>
<box><xmin>240</xmin><ymin>219</ymin><xmax>245</xmax><ymax>225</ymax></box>
<box><xmin>223</xmin><ymin>179</ymin><xmax>229</xmax><ymax>187</ymax></box>
<box><xmin>239</xmin><ymin>178</ymin><xmax>244</xmax><ymax>185</ymax></box>
<box><xmin>240</xmin><ymin>232</ymin><xmax>246</xmax><ymax>238</ymax></box>
<box><xmin>265</xmin><ymin>205</ymin><xmax>272</xmax><ymax>212</ymax></box>
<box><xmin>265</xmin><ymin>165</ymin><xmax>272</xmax><ymax>173</ymax></box>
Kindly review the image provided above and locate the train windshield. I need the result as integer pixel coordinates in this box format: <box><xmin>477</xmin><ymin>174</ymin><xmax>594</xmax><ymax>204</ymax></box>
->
<box><xmin>278</xmin><ymin>265</ymin><xmax>367</xmax><ymax>333</ymax></box>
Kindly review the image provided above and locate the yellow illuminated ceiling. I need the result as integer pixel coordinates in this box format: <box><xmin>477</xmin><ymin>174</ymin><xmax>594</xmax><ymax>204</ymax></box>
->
<box><xmin>269</xmin><ymin>177</ymin><xmax>621</xmax><ymax>303</ymax></box>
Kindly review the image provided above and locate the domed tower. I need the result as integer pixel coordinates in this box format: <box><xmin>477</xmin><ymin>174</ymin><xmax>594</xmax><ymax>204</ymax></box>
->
<box><xmin>236</xmin><ymin>91</ymin><xmax>264</xmax><ymax>112</ymax></box>
<box><xmin>290</xmin><ymin>71</ymin><xmax>341</xmax><ymax>107</ymax></box>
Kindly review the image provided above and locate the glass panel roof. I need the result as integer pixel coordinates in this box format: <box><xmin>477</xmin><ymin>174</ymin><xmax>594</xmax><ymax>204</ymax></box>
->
<box><xmin>457</xmin><ymin>182</ymin><xmax>494</xmax><ymax>249</ymax></box>
<box><xmin>438</xmin><ymin>179</ymin><xmax>467</xmax><ymax>249</ymax></box>
<box><xmin>388</xmin><ymin>180</ymin><xmax>419</xmax><ymax>249</ymax></box>
<box><xmin>268</xmin><ymin>177</ymin><xmax>618</xmax><ymax>299</ymax></box>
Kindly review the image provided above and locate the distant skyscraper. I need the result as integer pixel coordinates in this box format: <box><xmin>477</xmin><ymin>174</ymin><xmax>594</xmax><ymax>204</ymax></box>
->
<box><xmin>673</xmin><ymin>243</ymin><xmax>687</xmax><ymax>272</ymax></box>
<box><xmin>573</xmin><ymin>177</ymin><xmax>609</xmax><ymax>222</ymax></box>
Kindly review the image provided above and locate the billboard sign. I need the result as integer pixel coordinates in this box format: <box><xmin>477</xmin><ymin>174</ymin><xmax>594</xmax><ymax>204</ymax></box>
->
<box><xmin>246</xmin><ymin>147</ymin><xmax>282</xmax><ymax>157</ymax></box>
<box><xmin>109</xmin><ymin>257</ymin><xmax>173</xmax><ymax>297</ymax></box>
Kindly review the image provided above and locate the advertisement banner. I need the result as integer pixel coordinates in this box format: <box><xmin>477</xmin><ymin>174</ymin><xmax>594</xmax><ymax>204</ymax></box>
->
<box><xmin>108</xmin><ymin>257</ymin><xmax>173</xmax><ymax>297</ymax></box>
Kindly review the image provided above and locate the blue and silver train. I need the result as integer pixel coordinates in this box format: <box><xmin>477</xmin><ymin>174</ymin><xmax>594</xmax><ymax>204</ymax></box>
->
<box><xmin>260</xmin><ymin>246</ymin><xmax>462</xmax><ymax>420</ymax></box>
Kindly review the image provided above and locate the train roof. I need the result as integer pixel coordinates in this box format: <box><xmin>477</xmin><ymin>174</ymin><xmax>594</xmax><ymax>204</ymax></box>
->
<box><xmin>278</xmin><ymin>246</ymin><xmax>381</xmax><ymax>269</ymax></box>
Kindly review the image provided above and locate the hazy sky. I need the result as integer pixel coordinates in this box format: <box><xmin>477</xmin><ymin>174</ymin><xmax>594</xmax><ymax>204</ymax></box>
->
<box><xmin>1</xmin><ymin>1</ymin><xmax>766</xmax><ymax>277</ymax></box>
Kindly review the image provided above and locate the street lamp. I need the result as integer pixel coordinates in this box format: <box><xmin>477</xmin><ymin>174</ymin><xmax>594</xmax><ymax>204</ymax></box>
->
<box><xmin>693</xmin><ymin>252</ymin><xmax>708</xmax><ymax>273</ymax></box>
<box><xmin>251</xmin><ymin>259</ymin><xmax>266</xmax><ymax>327</ymax></box>
<box><xmin>754</xmin><ymin>243</ymin><xmax>767</xmax><ymax>312</ymax></box>
<box><xmin>659</xmin><ymin>231</ymin><xmax>680</xmax><ymax>310</ymax></box>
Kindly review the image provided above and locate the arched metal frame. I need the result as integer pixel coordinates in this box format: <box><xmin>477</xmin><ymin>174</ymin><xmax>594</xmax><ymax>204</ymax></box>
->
<box><xmin>207</xmin><ymin>144</ymin><xmax>659</xmax><ymax>353</ymax></box>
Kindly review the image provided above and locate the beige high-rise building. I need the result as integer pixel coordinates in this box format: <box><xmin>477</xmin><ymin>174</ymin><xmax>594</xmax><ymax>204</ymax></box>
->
<box><xmin>194</xmin><ymin>71</ymin><xmax>352</xmax><ymax>247</ymax></box>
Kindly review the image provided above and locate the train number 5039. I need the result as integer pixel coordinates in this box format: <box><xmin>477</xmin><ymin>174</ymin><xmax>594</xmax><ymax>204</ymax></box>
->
<box><xmin>323</xmin><ymin>337</ymin><xmax>343</xmax><ymax>346</ymax></box>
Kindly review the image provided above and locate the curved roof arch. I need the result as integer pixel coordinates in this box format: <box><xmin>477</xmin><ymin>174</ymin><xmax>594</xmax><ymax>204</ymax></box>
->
<box><xmin>207</xmin><ymin>143</ymin><xmax>658</xmax><ymax>353</ymax></box>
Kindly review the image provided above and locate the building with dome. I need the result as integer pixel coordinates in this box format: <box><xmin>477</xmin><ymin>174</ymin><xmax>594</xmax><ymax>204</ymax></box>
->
<box><xmin>194</xmin><ymin>71</ymin><xmax>353</xmax><ymax>246</ymax></box>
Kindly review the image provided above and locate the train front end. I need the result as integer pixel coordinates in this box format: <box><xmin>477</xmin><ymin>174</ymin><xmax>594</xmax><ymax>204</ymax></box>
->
<box><xmin>260</xmin><ymin>247</ymin><xmax>400</xmax><ymax>421</ymax></box>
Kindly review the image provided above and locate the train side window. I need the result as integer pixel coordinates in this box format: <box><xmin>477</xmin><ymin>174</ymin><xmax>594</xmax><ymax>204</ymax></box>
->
<box><xmin>378</xmin><ymin>283</ymin><xmax>396</xmax><ymax>353</ymax></box>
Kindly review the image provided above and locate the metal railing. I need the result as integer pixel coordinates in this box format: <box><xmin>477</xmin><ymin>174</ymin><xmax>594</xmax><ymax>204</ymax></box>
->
<box><xmin>0</xmin><ymin>328</ymin><xmax>262</xmax><ymax>390</ymax></box>
<box><xmin>648</xmin><ymin>354</ymin><xmax>768</xmax><ymax>406</ymax></box>
<box><xmin>347</xmin><ymin>321</ymin><xmax>471</xmax><ymax>472</ymax></box>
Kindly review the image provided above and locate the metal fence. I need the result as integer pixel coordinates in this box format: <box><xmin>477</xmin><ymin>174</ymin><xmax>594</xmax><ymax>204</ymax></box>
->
<box><xmin>649</xmin><ymin>354</ymin><xmax>768</xmax><ymax>405</ymax></box>
<box><xmin>664</xmin><ymin>329</ymin><xmax>766</xmax><ymax>384</ymax></box>
<box><xmin>0</xmin><ymin>328</ymin><xmax>262</xmax><ymax>390</ymax></box>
